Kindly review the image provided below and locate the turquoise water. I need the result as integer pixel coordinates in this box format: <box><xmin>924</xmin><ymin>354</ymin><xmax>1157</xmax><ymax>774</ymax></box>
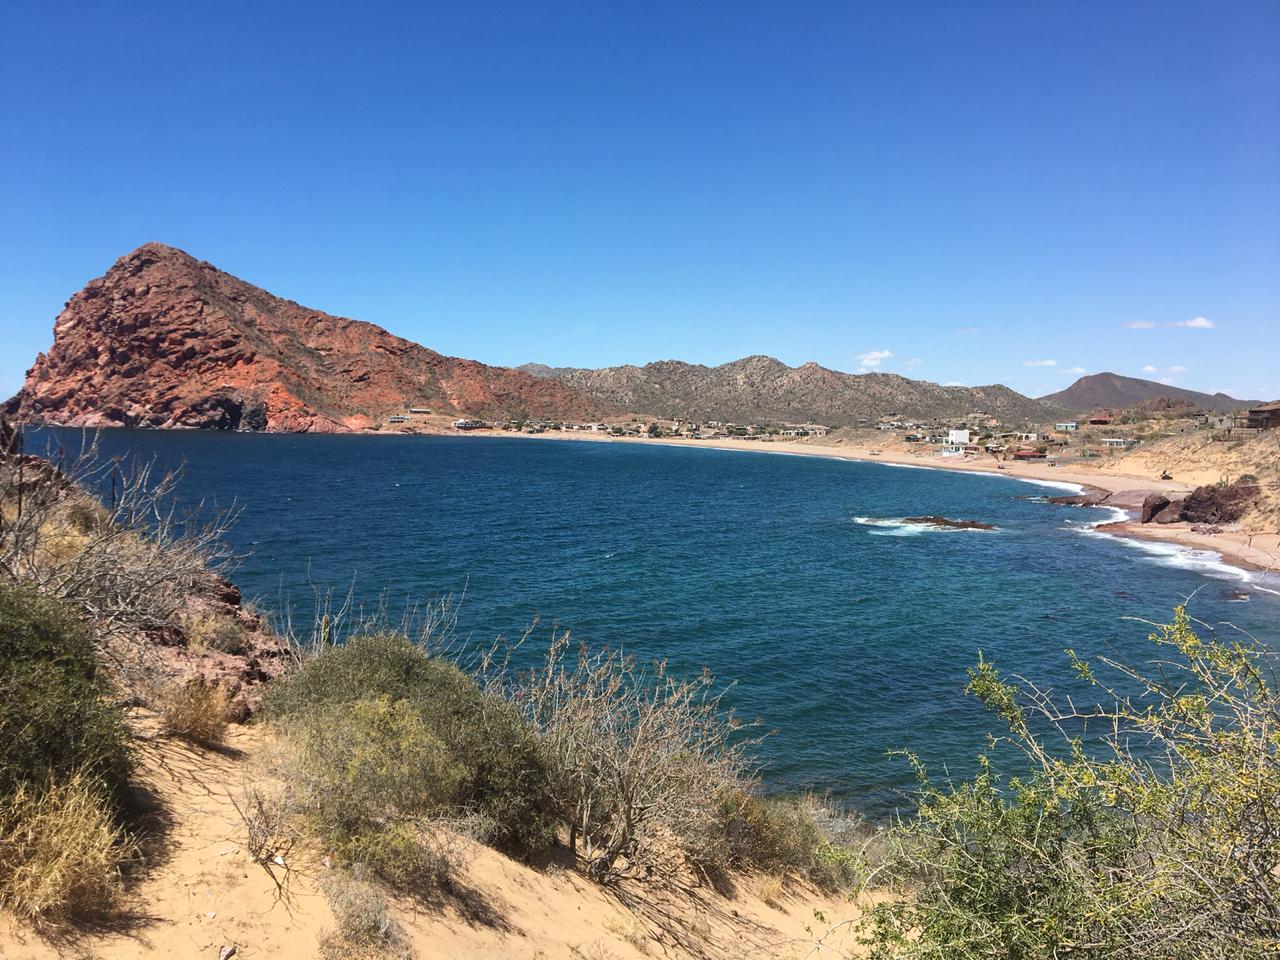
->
<box><xmin>34</xmin><ymin>430</ymin><xmax>1280</xmax><ymax>817</ymax></box>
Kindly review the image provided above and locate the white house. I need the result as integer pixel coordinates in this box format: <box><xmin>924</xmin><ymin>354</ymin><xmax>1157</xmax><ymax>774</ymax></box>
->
<box><xmin>1101</xmin><ymin>437</ymin><xmax>1138</xmax><ymax>448</ymax></box>
<box><xmin>947</xmin><ymin>429</ymin><xmax>971</xmax><ymax>445</ymax></box>
<box><xmin>1055</xmin><ymin>421</ymin><xmax>1079</xmax><ymax>431</ymax></box>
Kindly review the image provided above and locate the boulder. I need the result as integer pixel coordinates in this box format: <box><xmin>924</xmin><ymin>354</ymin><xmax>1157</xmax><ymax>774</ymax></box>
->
<box><xmin>1181</xmin><ymin>480</ymin><xmax>1261</xmax><ymax>525</ymax></box>
<box><xmin>1152</xmin><ymin>499</ymin><xmax>1186</xmax><ymax>524</ymax></box>
<box><xmin>1140</xmin><ymin>493</ymin><xmax>1171</xmax><ymax>524</ymax></box>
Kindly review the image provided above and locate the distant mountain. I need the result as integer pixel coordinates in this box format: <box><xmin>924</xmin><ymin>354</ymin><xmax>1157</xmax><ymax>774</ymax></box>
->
<box><xmin>4</xmin><ymin>244</ymin><xmax>606</xmax><ymax>432</ymax></box>
<box><xmin>1041</xmin><ymin>373</ymin><xmax>1255</xmax><ymax>414</ymax></box>
<box><xmin>520</xmin><ymin>356</ymin><xmax>1064</xmax><ymax>426</ymax></box>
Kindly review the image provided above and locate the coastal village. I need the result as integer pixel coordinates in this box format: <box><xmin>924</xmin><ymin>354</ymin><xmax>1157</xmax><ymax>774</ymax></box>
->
<box><xmin>374</xmin><ymin>398</ymin><xmax>1280</xmax><ymax>474</ymax></box>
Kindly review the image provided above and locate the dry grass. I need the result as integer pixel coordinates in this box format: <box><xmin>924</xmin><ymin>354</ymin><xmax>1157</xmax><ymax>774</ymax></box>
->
<box><xmin>179</xmin><ymin>608</ymin><xmax>248</xmax><ymax>653</ymax></box>
<box><xmin>0</xmin><ymin>772</ymin><xmax>136</xmax><ymax>925</ymax></box>
<box><xmin>317</xmin><ymin>871</ymin><xmax>412</xmax><ymax>960</ymax></box>
<box><xmin>155</xmin><ymin>679</ymin><xmax>232</xmax><ymax>746</ymax></box>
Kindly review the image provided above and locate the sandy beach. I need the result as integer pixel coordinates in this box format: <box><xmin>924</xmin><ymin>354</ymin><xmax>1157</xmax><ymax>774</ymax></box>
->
<box><xmin>493</xmin><ymin>430</ymin><xmax>1279</xmax><ymax>576</ymax></box>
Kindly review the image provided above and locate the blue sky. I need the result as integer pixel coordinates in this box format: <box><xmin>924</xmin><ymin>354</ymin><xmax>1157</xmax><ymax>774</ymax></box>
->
<box><xmin>2</xmin><ymin>1</ymin><xmax>1277</xmax><ymax>400</ymax></box>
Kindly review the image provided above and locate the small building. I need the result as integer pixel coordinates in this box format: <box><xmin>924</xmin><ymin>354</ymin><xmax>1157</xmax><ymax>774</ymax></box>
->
<box><xmin>1101</xmin><ymin>437</ymin><xmax>1138</xmax><ymax>448</ymax></box>
<box><xmin>947</xmin><ymin>428</ymin><xmax>971</xmax><ymax>445</ymax></box>
<box><xmin>388</xmin><ymin>415</ymin><xmax>409</xmax><ymax>423</ymax></box>
<box><xmin>1055</xmin><ymin>421</ymin><xmax>1079</xmax><ymax>432</ymax></box>
<box><xmin>453</xmin><ymin>419</ymin><xmax>486</xmax><ymax>430</ymax></box>
<box><xmin>1245</xmin><ymin>402</ymin><xmax>1280</xmax><ymax>431</ymax></box>
<box><xmin>1088</xmin><ymin>416</ymin><xmax>1112</xmax><ymax>426</ymax></box>
<box><xmin>1013</xmin><ymin>449</ymin><xmax>1046</xmax><ymax>460</ymax></box>
<box><xmin>408</xmin><ymin>407</ymin><xmax>433</xmax><ymax>414</ymax></box>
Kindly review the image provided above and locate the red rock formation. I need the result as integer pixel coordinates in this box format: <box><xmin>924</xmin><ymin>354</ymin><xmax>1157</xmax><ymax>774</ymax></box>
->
<box><xmin>4</xmin><ymin>243</ymin><xmax>607</xmax><ymax>432</ymax></box>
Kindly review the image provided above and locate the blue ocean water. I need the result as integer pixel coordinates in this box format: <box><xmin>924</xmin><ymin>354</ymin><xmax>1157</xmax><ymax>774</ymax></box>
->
<box><xmin>33</xmin><ymin>430</ymin><xmax>1280</xmax><ymax>817</ymax></box>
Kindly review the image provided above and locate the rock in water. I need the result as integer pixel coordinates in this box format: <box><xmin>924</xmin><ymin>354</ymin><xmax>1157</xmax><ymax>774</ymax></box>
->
<box><xmin>901</xmin><ymin>515</ymin><xmax>998</xmax><ymax>530</ymax></box>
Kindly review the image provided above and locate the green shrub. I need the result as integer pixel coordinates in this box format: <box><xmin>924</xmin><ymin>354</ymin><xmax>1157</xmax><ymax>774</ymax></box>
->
<box><xmin>866</xmin><ymin>608</ymin><xmax>1280</xmax><ymax>959</ymax></box>
<box><xmin>721</xmin><ymin>793</ymin><xmax>869</xmax><ymax>891</ymax></box>
<box><xmin>0</xmin><ymin>580</ymin><xmax>130</xmax><ymax>799</ymax></box>
<box><xmin>266</xmin><ymin>633</ymin><xmax>557</xmax><ymax>857</ymax></box>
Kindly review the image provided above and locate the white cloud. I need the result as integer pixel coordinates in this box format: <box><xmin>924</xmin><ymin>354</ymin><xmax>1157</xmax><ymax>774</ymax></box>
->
<box><xmin>855</xmin><ymin>348</ymin><xmax>892</xmax><ymax>373</ymax></box>
<box><xmin>1065</xmin><ymin>366</ymin><xmax>1087</xmax><ymax>374</ymax></box>
<box><xmin>1169</xmin><ymin>365</ymin><xmax>1187</xmax><ymax>374</ymax></box>
<box><xmin>1024</xmin><ymin>359</ymin><xmax>1058</xmax><ymax>367</ymax></box>
<box><xmin>1142</xmin><ymin>365</ymin><xmax>1158</xmax><ymax>373</ymax></box>
<box><xmin>1128</xmin><ymin>316</ymin><xmax>1215</xmax><ymax>331</ymax></box>
<box><xmin>902</xmin><ymin>357</ymin><xmax>921</xmax><ymax>370</ymax></box>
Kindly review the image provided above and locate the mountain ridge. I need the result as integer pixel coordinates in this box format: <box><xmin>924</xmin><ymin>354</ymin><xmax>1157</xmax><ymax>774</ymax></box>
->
<box><xmin>1039</xmin><ymin>372</ymin><xmax>1257</xmax><ymax>414</ymax></box>
<box><xmin>519</xmin><ymin>357</ymin><xmax>1066</xmax><ymax>425</ymax></box>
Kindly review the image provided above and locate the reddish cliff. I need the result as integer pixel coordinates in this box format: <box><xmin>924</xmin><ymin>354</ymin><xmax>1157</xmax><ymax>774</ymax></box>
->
<box><xmin>4</xmin><ymin>243</ymin><xmax>605</xmax><ymax>432</ymax></box>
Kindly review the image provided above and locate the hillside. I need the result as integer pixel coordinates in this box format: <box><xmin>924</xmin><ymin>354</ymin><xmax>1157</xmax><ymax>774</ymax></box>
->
<box><xmin>3</xmin><ymin>244</ymin><xmax>607</xmax><ymax>432</ymax></box>
<box><xmin>1041</xmin><ymin>372</ymin><xmax>1255</xmax><ymax>414</ymax></box>
<box><xmin>520</xmin><ymin>356</ymin><xmax>1064</xmax><ymax>426</ymax></box>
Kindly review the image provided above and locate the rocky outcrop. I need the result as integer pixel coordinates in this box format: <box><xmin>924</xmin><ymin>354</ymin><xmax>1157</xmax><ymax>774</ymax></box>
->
<box><xmin>902</xmin><ymin>516</ymin><xmax>998</xmax><ymax>531</ymax></box>
<box><xmin>5</xmin><ymin>243</ymin><xmax>606</xmax><ymax>432</ymax></box>
<box><xmin>1136</xmin><ymin>480</ymin><xmax>1261</xmax><ymax>527</ymax></box>
<box><xmin>1140</xmin><ymin>493</ymin><xmax>1172</xmax><ymax>524</ymax></box>
<box><xmin>1182</xmin><ymin>480</ymin><xmax>1261</xmax><ymax>525</ymax></box>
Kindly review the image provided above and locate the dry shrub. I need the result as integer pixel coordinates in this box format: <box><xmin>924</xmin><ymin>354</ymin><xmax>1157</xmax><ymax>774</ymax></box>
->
<box><xmin>155</xmin><ymin>679</ymin><xmax>232</xmax><ymax>745</ymax></box>
<box><xmin>519</xmin><ymin>631</ymin><xmax>752</xmax><ymax>882</ymax></box>
<box><xmin>0</xmin><ymin>772</ymin><xmax>136</xmax><ymax>924</ymax></box>
<box><xmin>317</xmin><ymin>870</ymin><xmax>412</xmax><ymax>960</ymax></box>
<box><xmin>179</xmin><ymin>609</ymin><xmax>248</xmax><ymax>653</ymax></box>
<box><xmin>1</xmin><ymin>439</ymin><xmax>235</xmax><ymax>642</ymax></box>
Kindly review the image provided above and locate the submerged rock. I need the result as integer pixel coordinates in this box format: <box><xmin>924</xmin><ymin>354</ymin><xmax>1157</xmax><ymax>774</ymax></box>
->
<box><xmin>901</xmin><ymin>515</ymin><xmax>998</xmax><ymax>531</ymax></box>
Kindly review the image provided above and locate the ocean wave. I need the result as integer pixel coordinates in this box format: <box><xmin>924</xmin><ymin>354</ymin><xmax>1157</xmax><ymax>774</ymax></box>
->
<box><xmin>1070</xmin><ymin>522</ymin><xmax>1256</xmax><ymax>586</ymax></box>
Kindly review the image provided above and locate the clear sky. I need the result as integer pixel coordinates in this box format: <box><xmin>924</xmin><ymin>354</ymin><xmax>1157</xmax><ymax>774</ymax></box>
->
<box><xmin>2</xmin><ymin>1</ymin><xmax>1277</xmax><ymax>401</ymax></box>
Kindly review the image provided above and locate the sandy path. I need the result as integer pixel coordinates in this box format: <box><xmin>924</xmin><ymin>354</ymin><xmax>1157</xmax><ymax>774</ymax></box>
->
<box><xmin>1</xmin><ymin>716</ymin><xmax>874</xmax><ymax>960</ymax></box>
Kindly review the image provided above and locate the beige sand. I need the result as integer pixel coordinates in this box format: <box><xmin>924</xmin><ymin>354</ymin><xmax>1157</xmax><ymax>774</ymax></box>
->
<box><xmin>1</xmin><ymin>716</ymin><xmax>876</xmax><ymax>960</ymax></box>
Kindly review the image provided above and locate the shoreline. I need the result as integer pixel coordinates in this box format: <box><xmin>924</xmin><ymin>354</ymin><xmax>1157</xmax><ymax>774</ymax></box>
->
<box><xmin>501</xmin><ymin>430</ymin><xmax>1279</xmax><ymax>577</ymax></box>
<box><xmin>26</xmin><ymin>421</ymin><xmax>1278</xmax><ymax>579</ymax></box>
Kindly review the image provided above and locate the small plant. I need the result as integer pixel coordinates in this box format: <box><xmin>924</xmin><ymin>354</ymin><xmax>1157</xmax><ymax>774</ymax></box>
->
<box><xmin>155</xmin><ymin>678</ymin><xmax>232</xmax><ymax>745</ymax></box>
<box><xmin>179</xmin><ymin>608</ymin><xmax>248</xmax><ymax>653</ymax></box>
<box><xmin>0</xmin><ymin>771</ymin><xmax>137</xmax><ymax>924</ymax></box>
<box><xmin>317</xmin><ymin>869</ymin><xmax>412</xmax><ymax>959</ymax></box>
<box><xmin>720</xmin><ymin>792</ymin><xmax>871</xmax><ymax>891</ymax></box>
